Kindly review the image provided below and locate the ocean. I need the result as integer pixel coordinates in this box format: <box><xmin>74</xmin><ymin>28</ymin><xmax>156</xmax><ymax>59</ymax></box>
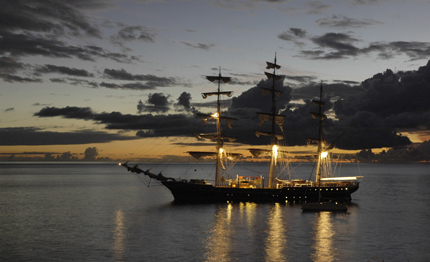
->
<box><xmin>0</xmin><ymin>162</ymin><xmax>429</xmax><ymax>261</ymax></box>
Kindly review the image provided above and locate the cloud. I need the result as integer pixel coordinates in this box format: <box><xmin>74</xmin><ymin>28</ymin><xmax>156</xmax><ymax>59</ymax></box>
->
<box><xmin>137</xmin><ymin>93</ymin><xmax>171</xmax><ymax>113</ymax></box>
<box><xmin>2</xmin><ymin>74</ymin><xmax>42</xmax><ymax>83</ymax></box>
<box><xmin>50</xmin><ymin>78</ymin><xmax>99</xmax><ymax>88</ymax></box>
<box><xmin>175</xmin><ymin>92</ymin><xmax>196</xmax><ymax>112</ymax></box>
<box><xmin>331</xmin><ymin>63</ymin><xmax>430</xmax><ymax>149</ymax></box>
<box><xmin>104</xmin><ymin>69</ymin><xmax>176</xmax><ymax>83</ymax></box>
<box><xmin>32</xmin><ymin>103</ymin><xmax>51</xmax><ymax>107</ymax></box>
<box><xmin>278</xmin><ymin>28</ymin><xmax>307</xmax><ymax>46</ymax></box>
<box><xmin>83</xmin><ymin>147</ymin><xmax>99</xmax><ymax>160</ymax></box>
<box><xmin>316</xmin><ymin>15</ymin><xmax>382</xmax><ymax>28</ymax></box>
<box><xmin>100</xmin><ymin>82</ymin><xmax>155</xmax><ymax>90</ymax></box>
<box><xmin>33</xmin><ymin>105</ymin><xmax>210</xmax><ymax>140</ymax></box>
<box><xmin>291</xmin><ymin>31</ymin><xmax>430</xmax><ymax>61</ymax></box>
<box><xmin>36</xmin><ymin>65</ymin><xmax>94</xmax><ymax>77</ymax></box>
<box><xmin>0</xmin><ymin>127</ymin><xmax>136</xmax><ymax>146</ymax></box>
<box><xmin>304</xmin><ymin>1</ymin><xmax>331</xmax><ymax>14</ymax></box>
<box><xmin>312</xmin><ymin>33</ymin><xmax>360</xmax><ymax>54</ymax></box>
<box><xmin>103</xmin><ymin>68</ymin><xmax>188</xmax><ymax>89</ymax></box>
<box><xmin>285</xmin><ymin>75</ymin><xmax>318</xmax><ymax>85</ymax></box>
<box><xmin>290</xmin><ymin>82</ymin><xmax>363</xmax><ymax>101</ymax></box>
<box><xmin>0</xmin><ymin>31</ymin><xmax>138</xmax><ymax>63</ymax></box>
<box><xmin>181</xmin><ymin>42</ymin><xmax>215</xmax><ymax>51</ymax></box>
<box><xmin>0</xmin><ymin>0</ymin><xmax>102</xmax><ymax>38</ymax></box>
<box><xmin>110</xmin><ymin>24</ymin><xmax>157</xmax><ymax>47</ymax></box>
<box><xmin>352</xmin><ymin>0</ymin><xmax>379</xmax><ymax>5</ymax></box>
<box><xmin>0</xmin><ymin>56</ymin><xmax>25</xmax><ymax>74</ymax></box>
<box><xmin>34</xmin><ymin>106</ymin><xmax>95</xmax><ymax>119</ymax></box>
<box><xmin>0</xmin><ymin>2</ymin><xmax>141</xmax><ymax>65</ymax></box>
<box><xmin>366</xmin><ymin>41</ymin><xmax>430</xmax><ymax>61</ymax></box>
<box><xmin>334</xmin><ymin>66</ymin><xmax>430</xmax><ymax>119</ymax></box>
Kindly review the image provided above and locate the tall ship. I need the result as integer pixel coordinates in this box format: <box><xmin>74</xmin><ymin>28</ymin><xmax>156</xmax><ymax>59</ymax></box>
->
<box><xmin>121</xmin><ymin>56</ymin><xmax>362</xmax><ymax>203</ymax></box>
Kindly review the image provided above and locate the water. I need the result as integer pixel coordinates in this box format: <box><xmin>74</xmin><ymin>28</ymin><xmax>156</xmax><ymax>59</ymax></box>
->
<box><xmin>1</xmin><ymin>162</ymin><xmax>429</xmax><ymax>261</ymax></box>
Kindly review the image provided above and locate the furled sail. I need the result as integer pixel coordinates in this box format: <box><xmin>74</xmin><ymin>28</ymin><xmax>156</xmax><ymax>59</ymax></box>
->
<box><xmin>261</xmin><ymin>87</ymin><xmax>282</xmax><ymax>97</ymax></box>
<box><xmin>206</xmin><ymin>76</ymin><xmax>231</xmax><ymax>83</ymax></box>
<box><xmin>249</xmin><ymin>148</ymin><xmax>271</xmax><ymax>157</ymax></box>
<box><xmin>264</xmin><ymin>72</ymin><xmax>282</xmax><ymax>81</ymax></box>
<box><xmin>312</xmin><ymin>100</ymin><xmax>325</xmax><ymax>106</ymax></box>
<box><xmin>187</xmin><ymin>151</ymin><xmax>242</xmax><ymax>161</ymax></box>
<box><xmin>311</xmin><ymin>112</ymin><xmax>326</xmax><ymax>120</ymax></box>
<box><xmin>255</xmin><ymin>130</ymin><xmax>284</xmax><ymax>140</ymax></box>
<box><xmin>197</xmin><ymin>113</ymin><xmax>238</xmax><ymax>128</ymax></box>
<box><xmin>194</xmin><ymin>133</ymin><xmax>237</xmax><ymax>142</ymax></box>
<box><xmin>202</xmin><ymin>91</ymin><xmax>233</xmax><ymax>99</ymax></box>
<box><xmin>187</xmin><ymin>151</ymin><xmax>218</xmax><ymax>160</ymax></box>
<box><xmin>224</xmin><ymin>153</ymin><xmax>242</xmax><ymax>160</ymax></box>
<box><xmin>257</xmin><ymin>113</ymin><xmax>286</xmax><ymax>131</ymax></box>
<box><xmin>249</xmin><ymin>148</ymin><xmax>288</xmax><ymax>157</ymax></box>
<box><xmin>266</xmin><ymin>61</ymin><xmax>281</xmax><ymax>70</ymax></box>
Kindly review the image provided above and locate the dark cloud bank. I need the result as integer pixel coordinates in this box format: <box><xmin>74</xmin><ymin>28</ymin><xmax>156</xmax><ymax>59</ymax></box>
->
<box><xmin>24</xmin><ymin>60</ymin><xmax>430</xmax><ymax>162</ymax></box>
<box><xmin>278</xmin><ymin>26</ymin><xmax>430</xmax><ymax>61</ymax></box>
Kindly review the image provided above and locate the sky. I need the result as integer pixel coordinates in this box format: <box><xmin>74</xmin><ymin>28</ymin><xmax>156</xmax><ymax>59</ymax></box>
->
<box><xmin>1</xmin><ymin>0</ymin><xmax>430</xmax><ymax>162</ymax></box>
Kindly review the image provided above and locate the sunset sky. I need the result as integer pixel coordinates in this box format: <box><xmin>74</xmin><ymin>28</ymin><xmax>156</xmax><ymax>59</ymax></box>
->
<box><xmin>1</xmin><ymin>0</ymin><xmax>430</xmax><ymax>162</ymax></box>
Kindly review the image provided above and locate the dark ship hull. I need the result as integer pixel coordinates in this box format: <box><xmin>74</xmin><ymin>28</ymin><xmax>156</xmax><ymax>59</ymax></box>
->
<box><xmin>162</xmin><ymin>180</ymin><xmax>359</xmax><ymax>203</ymax></box>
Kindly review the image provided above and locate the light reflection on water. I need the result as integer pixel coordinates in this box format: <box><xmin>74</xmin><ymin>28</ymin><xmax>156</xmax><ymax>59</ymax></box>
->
<box><xmin>204</xmin><ymin>204</ymin><xmax>233</xmax><ymax>262</ymax></box>
<box><xmin>312</xmin><ymin>212</ymin><xmax>335</xmax><ymax>262</ymax></box>
<box><xmin>113</xmin><ymin>209</ymin><xmax>125</xmax><ymax>261</ymax></box>
<box><xmin>265</xmin><ymin>203</ymin><xmax>287</xmax><ymax>262</ymax></box>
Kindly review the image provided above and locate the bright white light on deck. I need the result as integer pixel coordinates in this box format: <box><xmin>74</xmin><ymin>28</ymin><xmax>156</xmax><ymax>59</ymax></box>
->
<box><xmin>321</xmin><ymin>151</ymin><xmax>328</xmax><ymax>159</ymax></box>
<box><xmin>118</xmin><ymin>163</ymin><xmax>121</xmax><ymax>166</ymax></box>
<box><xmin>211</xmin><ymin>112</ymin><xmax>219</xmax><ymax>118</ymax></box>
<box><xmin>219</xmin><ymin>148</ymin><xmax>224</xmax><ymax>154</ymax></box>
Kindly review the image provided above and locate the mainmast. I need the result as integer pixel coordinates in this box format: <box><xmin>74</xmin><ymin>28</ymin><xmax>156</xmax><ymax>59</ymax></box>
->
<box><xmin>310</xmin><ymin>82</ymin><xmax>326</xmax><ymax>186</ymax></box>
<box><xmin>251</xmin><ymin>54</ymin><xmax>285</xmax><ymax>188</ymax></box>
<box><xmin>188</xmin><ymin>67</ymin><xmax>240</xmax><ymax>187</ymax></box>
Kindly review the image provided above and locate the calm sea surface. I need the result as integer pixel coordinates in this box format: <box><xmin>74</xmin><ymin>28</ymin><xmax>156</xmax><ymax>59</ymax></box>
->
<box><xmin>1</xmin><ymin>162</ymin><xmax>429</xmax><ymax>262</ymax></box>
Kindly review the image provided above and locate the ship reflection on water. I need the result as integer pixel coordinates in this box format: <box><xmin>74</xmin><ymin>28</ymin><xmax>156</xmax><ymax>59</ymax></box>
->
<box><xmin>203</xmin><ymin>203</ymin><xmax>346</xmax><ymax>262</ymax></box>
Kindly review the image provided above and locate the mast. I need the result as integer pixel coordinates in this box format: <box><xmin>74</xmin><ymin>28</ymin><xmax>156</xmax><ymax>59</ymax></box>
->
<box><xmin>188</xmin><ymin>67</ymin><xmax>241</xmax><ymax>187</ymax></box>
<box><xmin>312</xmin><ymin>82</ymin><xmax>325</xmax><ymax>186</ymax></box>
<box><xmin>215</xmin><ymin>67</ymin><xmax>224</xmax><ymax>187</ymax></box>
<box><xmin>268</xmin><ymin>55</ymin><xmax>279</xmax><ymax>189</ymax></box>
<box><xmin>251</xmin><ymin>54</ymin><xmax>285</xmax><ymax>189</ymax></box>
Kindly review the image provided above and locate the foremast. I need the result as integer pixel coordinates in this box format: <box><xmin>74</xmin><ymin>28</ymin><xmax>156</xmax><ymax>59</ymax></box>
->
<box><xmin>251</xmin><ymin>55</ymin><xmax>286</xmax><ymax>188</ymax></box>
<box><xmin>188</xmin><ymin>68</ymin><xmax>240</xmax><ymax>187</ymax></box>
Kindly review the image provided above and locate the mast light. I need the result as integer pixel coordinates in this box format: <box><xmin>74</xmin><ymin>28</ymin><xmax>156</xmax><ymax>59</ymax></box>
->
<box><xmin>272</xmin><ymin>145</ymin><xmax>278</xmax><ymax>164</ymax></box>
<box><xmin>321</xmin><ymin>151</ymin><xmax>328</xmax><ymax>159</ymax></box>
